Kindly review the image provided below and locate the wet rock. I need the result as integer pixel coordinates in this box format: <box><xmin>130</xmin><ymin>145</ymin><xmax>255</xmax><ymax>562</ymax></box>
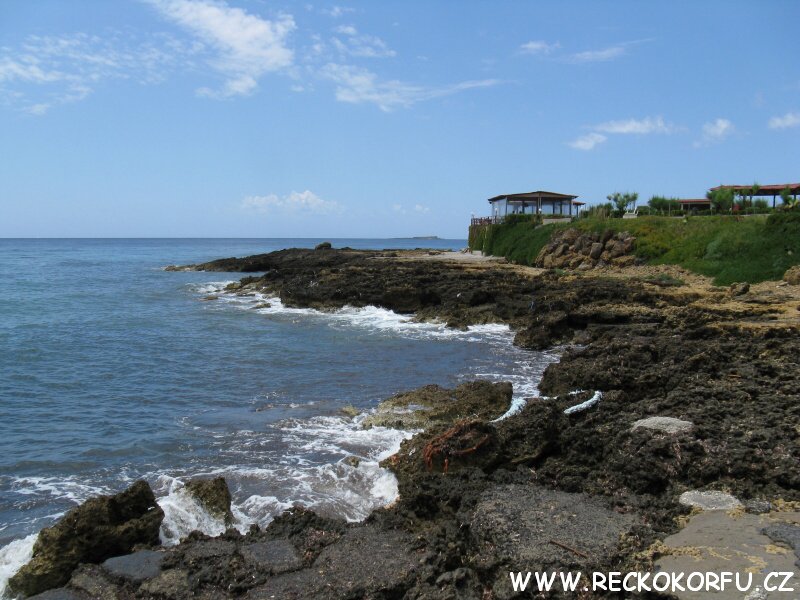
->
<box><xmin>101</xmin><ymin>549</ymin><xmax>164</xmax><ymax>583</ymax></box>
<box><xmin>744</xmin><ymin>499</ymin><xmax>773</xmax><ymax>515</ymax></box>
<box><xmin>762</xmin><ymin>523</ymin><xmax>800</xmax><ymax>566</ymax></box>
<box><xmin>362</xmin><ymin>381</ymin><xmax>512</xmax><ymax>430</ymax></box>
<box><xmin>631</xmin><ymin>416</ymin><xmax>693</xmax><ymax>434</ymax></box>
<box><xmin>200</xmin><ymin>295</ymin><xmax>218</xmax><ymax>301</ymax></box>
<box><xmin>183</xmin><ymin>539</ymin><xmax>237</xmax><ymax>562</ymax></box>
<box><xmin>239</xmin><ymin>540</ymin><xmax>303</xmax><ymax>574</ymax></box>
<box><xmin>783</xmin><ymin>265</ymin><xmax>800</xmax><ymax>285</ymax></box>
<box><xmin>342</xmin><ymin>455</ymin><xmax>360</xmax><ymax>468</ymax></box>
<box><xmin>8</xmin><ymin>480</ymin><xmax>163</xmax><ymax>597</ymax></box>
<box><xmin>678</xmin><ymin>490</ymin><xmax>742</xmax><ymax>511</ymax></box>
<box><xmin>185</xmin><ymin>478</ymin><xmax>234</xmax><ymax>525</ymax></box>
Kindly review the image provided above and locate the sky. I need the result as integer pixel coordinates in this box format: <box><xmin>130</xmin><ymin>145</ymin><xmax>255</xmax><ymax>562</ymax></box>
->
<box><xmin>0</xmin><ymin>1</ymin><xmax>798</xmax><ymax>238</ymax></box>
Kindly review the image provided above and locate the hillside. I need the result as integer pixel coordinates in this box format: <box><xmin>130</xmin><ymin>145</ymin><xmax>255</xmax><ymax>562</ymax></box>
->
<box><xmin>469</xmin><ymin>213</ymin><xmax>800</xmax><ymax>285</ymax></box>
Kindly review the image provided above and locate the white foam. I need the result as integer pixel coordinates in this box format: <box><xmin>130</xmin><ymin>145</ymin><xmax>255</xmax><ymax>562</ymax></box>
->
<box><xmin>563</xmin><ymin>391</ymin><xmax>602</xmax><ymax>415</ymax></box>
<box><xmin>9</xmin><ymin>476</ymin><xmax>112</xmax><ymax>505</ymax></box>
<box><xmin>156</xmin><ymin>480</ymin><xmax>230</xmax><ymax>545</ymax></box>
<box><xmin>0</xmin><ymin>533</ymin><xmax>37</xmax><ymax>599</ymax></box>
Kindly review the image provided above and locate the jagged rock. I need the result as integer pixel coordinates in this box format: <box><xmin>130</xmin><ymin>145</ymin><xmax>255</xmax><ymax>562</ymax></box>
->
<box><xmin>678</xmin><ymin>490</ymin><xmax>742</xmax><ymax>511</ymax></box>
<box><xmin>315</xmin><ymin>241</ymin><xmax>332</xmax><ymax>250</ymax></box>
<box><xmin>28</xmin><ymin>590</ymin><xmax>88</xmax><ymax>600</ymax></box>
<box><xmin>783</xmin><ymin>265</ymin><xmax>800</xmax><ymax>285</ymax></box>
<box><xmin>8</xmin><ymin>480</ymin><xmax>164</xmax><ymax>598</ymax></box>
<box><xmin>631</xmin><ymin>416</ymin><xmax>693</xmax><ymax>434</ymax></box>
<box><xmin>185</xmin><ymin>478</ymin><xmax>234</xmax><ymax>525</ymax></box>
<box><xmin>589</xmin><ymin>242</ymin><xmax>603</xmax><ymax>260</ymax></box>
<box><xmin>68</xmin><ymin>564</ymin><xmax>121</xmax><ymax>600</ymax></box>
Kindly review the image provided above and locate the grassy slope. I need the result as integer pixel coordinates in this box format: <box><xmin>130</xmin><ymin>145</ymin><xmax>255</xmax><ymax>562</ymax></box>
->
<box><xmin>474</xmin><ymin>213</ymin><xmax>800</xmax><ymax>285</ymax></box>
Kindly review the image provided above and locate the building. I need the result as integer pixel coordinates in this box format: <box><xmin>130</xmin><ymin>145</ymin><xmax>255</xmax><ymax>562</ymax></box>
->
<box><xmin>709</xmin><ymin>183</ymin><xmax>800</xmax><ymax>208</ymax></box>
<box><xmin>472</xmin><ymin>190</ymin><xmax>584</xmax><ymax>225</ymax></box>
<box><xmin>677</xmin><ymin>198</ymin><xmax>712</xmax><ymax>212</ymax></box>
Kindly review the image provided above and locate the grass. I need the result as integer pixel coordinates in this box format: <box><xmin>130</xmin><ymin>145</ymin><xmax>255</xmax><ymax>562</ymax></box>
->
<box><xmin>470</xmin><ymin>213</ymin><xmax>800</xmax><ymax>285</ymax></box>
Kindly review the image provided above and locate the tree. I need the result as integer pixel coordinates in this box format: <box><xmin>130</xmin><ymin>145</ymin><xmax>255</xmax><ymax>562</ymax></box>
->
<box><xmin>706</xmin><ymin>188</ymin><xmax>734</xmax><ymax>213</ymax></box>
<box><xmin>648</xmin><ymin>196</ymin><xmax>681</xmax><ymax>215</ymax></box>
<box><xmin>607</xmin><ymin>192</ymin><xmax>638</xmax><ymax>216</ymax></box>
<box><xmin>749</xmin><ymin>182</ymin><xmax>760</xmax><ymax>209</ymax></box>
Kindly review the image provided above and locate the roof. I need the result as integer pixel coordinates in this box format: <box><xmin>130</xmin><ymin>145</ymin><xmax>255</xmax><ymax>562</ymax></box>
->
<box><xmin>488</xmin><ymin>190</ymin><xmax>579</xmax><ymax>203</ymax></box>
<box><xmin>677</xmin><ymin>198</ymin><xmax>711</xmax><ymax>204</ymax></box>
<box><xmin>709</xmin><ymin>183</ymin><xmax>800</xmax><ymax>194</ymax></box>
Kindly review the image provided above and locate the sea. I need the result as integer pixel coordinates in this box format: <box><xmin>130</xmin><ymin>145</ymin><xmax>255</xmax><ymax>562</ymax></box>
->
<box><xmin>0</xmin><ymin>238</ymin><xmax>558</xmax><ymax>596</ymax></box>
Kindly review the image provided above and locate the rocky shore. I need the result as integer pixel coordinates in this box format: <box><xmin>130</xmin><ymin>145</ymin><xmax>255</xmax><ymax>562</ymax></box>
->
<box><xmin>10</xmin><ymin>241</ymin><xmax>800</xmax><ymax>599</ymax></box>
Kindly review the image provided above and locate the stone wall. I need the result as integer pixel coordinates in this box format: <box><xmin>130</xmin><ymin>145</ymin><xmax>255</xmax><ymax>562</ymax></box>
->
<box><xmin>535</xmin><ymin>228</ymin><xmax>638</xmax><ymax>270</ymax></box>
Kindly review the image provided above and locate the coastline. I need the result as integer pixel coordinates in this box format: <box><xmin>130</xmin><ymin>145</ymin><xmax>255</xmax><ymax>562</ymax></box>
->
<box><xmin>6</xmin><ymin>244</ymin><xmax>800</xmax><ymax>599</ymax></box>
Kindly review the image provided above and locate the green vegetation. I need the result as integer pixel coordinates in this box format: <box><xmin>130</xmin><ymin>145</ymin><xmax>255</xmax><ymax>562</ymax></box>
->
<box><xmin>470</xmin><ymin>212</ymin><xmax>800</xmax><ymax>285</ymax></box>
<box><xmin>607</xmin><ymin>191</ymin><xmax>638</xmax><ymax>215</ymax></box>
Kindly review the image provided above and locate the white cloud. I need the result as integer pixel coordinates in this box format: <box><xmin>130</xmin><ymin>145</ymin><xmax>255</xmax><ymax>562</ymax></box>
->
<box><xmin>321</xmin><ymin>6</ymin><xmax>354</xmax><ymax>18</ymax></box>
<box><xmin>694</xmin><ymin>118</ymin><xmax>734</xmax><ymax>146</ymax></box>
<box><xmin>147</xmin><ymin>0</ymin><xmax>295</xmax><ymax>97</ymax></box>
<box><xmin>0</xmin><ymin>31</ymin><xmax>199</xmax><ymax>113</ymax></box>
<box><xmin>414</xmin><ymin>204</ymin><xmax>430</xmax><ymax>214</ymax></box>
<box><xmin>519</xmin><ymin>40</ymin><xmax>559</xmax><ymax>55</ymax></box>
<box><xmin>241</xmin><ymin>190</ymin><xmax>342</xmax><ymax>214</ymax></box>
<box><xmin>568</xmin><ymin>132</ymin><xmax>607</xmax><ymax>151</ymax></box>
<box><xmin>567</xmin><ymin>45</ymin><xmax>625</xmax><ymax>63</ymax></box>
<box><xmin>392</xmin><ymin>203</ymin><xmax>430</xmax><ymax>215</ymax></box>
<box><xmin>331</xmin><ymin>25</ymin><xmax>395</xmax><ymax>58</ymax></box>
<box><xmin>321</xmin><ymin>63</ymin><xmax>499</xmax><ymax>111</ymax></box>
<box><xmin>768</xmin><ymin>111</ymin><xmax>800</xmax><ymax>130</ymax></box>
<box><xmin>593</xmin><ymin>116</ymin><xmax>675</xmax><ymax>135</ymax></box>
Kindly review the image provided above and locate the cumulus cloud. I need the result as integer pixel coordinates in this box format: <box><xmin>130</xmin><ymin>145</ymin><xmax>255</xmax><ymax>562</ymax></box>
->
<box><xmin>694</xmin><ymin>118</ymin><xmax>734</xmax><ymax>147</ymax></box>
<box><xmin>568</xmin><ymin>132</ymin><xmax>607</xmax><ymax>151</ymax></box>
<box><xmin>147</xmin><ymin>0</ymin><xmax>295</xmax><ymax>97</ymax></box>
<box><xmin>241</xmin><ymin>190</ymin><xmax>342</xmax><ymax>214</ymax></box>
<box><xmin>519</xmin><ymin>40</ymin><xmax>559</xmax><ymax>55</ymax></box>
<box><xmin>321</xmin><ymin>6</ymin><xmax>354</xmax><ymax>18</ymax></box>
<box><xmin>768</xmin><ymin>111</ymin><xmax>800</xmax><ymax>130</ymax></box>
<box><xmin>593</xmin><ymin>116</ymin><xmax>675</xmax><ymax>135</ymax></box>
<box><xmin>321</xmin><ymin>63</ymin><xmax>499</xmax><ymax>111</ymax></box>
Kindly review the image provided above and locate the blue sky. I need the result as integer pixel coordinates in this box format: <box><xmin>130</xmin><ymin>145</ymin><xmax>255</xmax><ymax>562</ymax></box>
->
<box><xmin>1</xmin><ymin>0</ymin><xmax>798</xmax><ymax>238</ymax></box>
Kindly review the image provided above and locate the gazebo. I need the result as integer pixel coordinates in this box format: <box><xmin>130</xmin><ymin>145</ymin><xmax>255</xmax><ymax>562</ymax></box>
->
<box><xmin>477</xmin><ymin>190</ymin><xmax>583</xmax><ymax>224</ymax></box>
<box><xmin>709</xmin><ymin>183</ymin><xmax>800</xmax><ymax>209</ymax></box>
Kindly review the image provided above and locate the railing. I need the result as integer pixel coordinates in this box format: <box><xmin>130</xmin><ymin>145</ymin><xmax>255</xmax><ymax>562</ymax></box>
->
<box><xmin>470</xmin><ymin>216</ymin><xmax>504</xmax><ymax>225</ymax></box>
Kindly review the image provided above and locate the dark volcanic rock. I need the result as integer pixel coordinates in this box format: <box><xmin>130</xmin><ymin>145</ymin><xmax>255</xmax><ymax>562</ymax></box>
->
<box><xmin>102</xmin><ymin>549</ymin><xmax>164</xmax><ymax>583</ymax></box>
<box><xmin>185</xmin><ymin>477</ymin><xmax>234</xmax><ymax>525</ymax></box>
<box><xmin>9</xmin><ymin>480</ymin><xmax>163</xmax><ymax>597</ymax></box>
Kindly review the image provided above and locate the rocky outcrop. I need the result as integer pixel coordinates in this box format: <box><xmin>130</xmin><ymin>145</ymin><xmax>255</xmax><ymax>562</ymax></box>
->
<box><xmin>362</xmin><ymin>381</ymin><xmax>512</xmax><ymax>429</ymax></box>
<box><xmin>185</xmin><ymin>477</ymin><xmax>234</xmax><ymax>525</ymax></box>
<box><xmin>784</xmin><ymin>264</ymin><xmax>800</xmax><ymax>285</ymax></box>
<box><xmin>9</xmin><ymin>480</ymin><xmax>163</xmax><ymax>597</ymax></box>
<box><xmin>535</xmin><ymin>228</ymin><xmax>638</xmax><ymax>270</ymax></box>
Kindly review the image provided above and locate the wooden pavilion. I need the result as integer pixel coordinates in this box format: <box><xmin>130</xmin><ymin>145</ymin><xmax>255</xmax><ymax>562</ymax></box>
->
<box><xmin>472</xmin><ymin>190</ymin><xmax>583</xmax><ymax>224</ymax></box>
<box><xmin>709</xmin><ymin>183</ymin><xmax>800</xmax><ymax>209</ymax></box>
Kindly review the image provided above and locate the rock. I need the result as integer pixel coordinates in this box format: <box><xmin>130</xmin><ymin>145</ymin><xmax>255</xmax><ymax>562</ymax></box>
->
<box><xmin>678</xmin><ymin>490</ymin><xmax>742</xmax><ymax>511</ymax></box>
<box><xmin>784</xmin><ymin>265</ymin><xmax>800</xmax><ymax>285</ymax></box>
<box><xmin>240</xmin><ymin>540</ymin><xmax>304</xmax><ymax>574</ymax></box>
<box><xmin>315</xmin><ymin>241</ymin><xmax>332</xmax><ymax>250</ymax></box>
<box><xmin>607</xmin><ymin>240</ymin><xmax>626</xmax><ymax>259</ymax></box>
<box><xmin>589</xmin><ymin>242</ymin><xmax>603</xmax><ymax>260</ymax></box>
<box><xmin>762</xmin><ymin>523</ymin><xmax>800</xmax><ymax>567</ymax></box>
<box><xmin>243</xmin><ymin>526</ymin><xmax>417</xmax><ymax>600</ymax></box>
<box><xmin>8</xmin><ymin>480</ymin><xmax>164</xmax><ymax>598</ymax></box>
<box><xmin>631</xmin><ymin>416</ymin><xmax>693</xmax><ymax>434</ymax></box>
<box><xmin>600</xmin><ymin>229</ymin><xmax>614</xmax><ymax>244</ymax></box>
<box><xmin>728</xmin><ymin>282</ymin><xmax>750</xmax><ymax>296</ymax></box>
<box><xmin>252</xmin><ymin>302</ymin><xmax>272</xmax><ymax>309</ymax></box>
<box><xmin>201</xmin><ymin>295</ymin><xmax>219</xmax><ymax>301</ymax></box>
<box><xmin>185</xmin><ymin>478</ymin><xmax>234</xmax><ymax>525</ymax></box>
<box><xmin>101</xmin><ymin>550</ymin><xmax>164</xmax><ymax>583</ymax></box>
<box><xmin>744</xmin><ymin>499</ymin><xmax>773</xmax><ymax>515</ymax></box>
<box><xmin>343</xmin><ymin>455</ymin><xmax>360</xmax><ymax>468</ymax></box>
<box><xmin>577</xmin><ymin>260</ymin><xmax>593</xmax><ymax>271</ymax></box>
<box><xmin>183</xmin><ymin>539</ymin><xmax>237</xmax><ymax>562</ymax></box>
<box><xmin>139</xmin><ymin>569</ymin><xmax>191</xmax><ymax>599</ymax></box>
<box><xmin>362</xmin><ymin>381</ymin><xmax>512</xmax><ymax>430</ymax></box>
<box><xmin>28</xmin><ymin>590</ymin><xmax>88</xmax><ymax>600</ymax></box>
<box><xmin>68</xmin><ymin>564</ymin><xmax>122</xmax><ymax>600</ymax></box>
<box><xmin>553</xmin><ymin>243</ymin><xmax>569</xmax><ymax>258</ymax></box>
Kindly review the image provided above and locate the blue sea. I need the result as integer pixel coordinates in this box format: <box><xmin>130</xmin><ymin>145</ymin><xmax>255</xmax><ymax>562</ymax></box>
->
<box><xmin>0</xmin><ymin>238</ymin><xmax>556</xmax><ymax>595</ymax></box>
